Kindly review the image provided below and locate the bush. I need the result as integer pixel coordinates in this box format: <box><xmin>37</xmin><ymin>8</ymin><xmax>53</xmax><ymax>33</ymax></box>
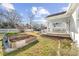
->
<box><xmin>6</xmin><ymin>32</ymin><xmax>18</xmax><ymax>36</ymax></box>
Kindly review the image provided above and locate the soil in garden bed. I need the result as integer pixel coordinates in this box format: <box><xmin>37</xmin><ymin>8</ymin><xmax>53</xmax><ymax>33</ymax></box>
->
<box><xmin>8</xmin><ymin>34</ymin><xmax>37</xmax><ymax>42</ymax></box>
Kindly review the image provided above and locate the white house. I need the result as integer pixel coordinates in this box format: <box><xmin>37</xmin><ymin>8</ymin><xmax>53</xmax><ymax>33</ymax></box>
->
<box><xmin>45</xmin><ymin>3</ymin><xmax>79</xmax><ymax>47</ymax></box>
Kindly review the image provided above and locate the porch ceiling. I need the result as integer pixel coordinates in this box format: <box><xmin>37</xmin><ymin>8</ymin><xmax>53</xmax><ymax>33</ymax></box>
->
<box><xmin>48</xmin><ymin>17</ymin><xmax>70</xmax><ymax>23</ymax></box>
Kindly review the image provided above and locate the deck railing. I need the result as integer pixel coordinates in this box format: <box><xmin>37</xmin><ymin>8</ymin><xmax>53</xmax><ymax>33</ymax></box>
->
<box><xmin>53</xmin><ymin>27</ymin><xmax>67</xmax><ymax>33</ymax></box>
<box><xmin>41</xmin><ymin>27</ymin><xmax>69</xmax><ymax>34</ymax></box>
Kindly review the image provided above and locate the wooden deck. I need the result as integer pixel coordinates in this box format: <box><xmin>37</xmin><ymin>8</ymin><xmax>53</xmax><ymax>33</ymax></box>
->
<box><xmin>41</xmin><ymin>33</ymin><xmax>70</xmax><ymax>38</ymax></box>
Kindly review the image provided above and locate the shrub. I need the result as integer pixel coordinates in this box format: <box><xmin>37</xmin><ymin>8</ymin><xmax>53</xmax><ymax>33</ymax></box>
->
<box><xmin>6</xmin><ymin>32</ymin><xmax>18</xmax><ymax>36</ymax></box>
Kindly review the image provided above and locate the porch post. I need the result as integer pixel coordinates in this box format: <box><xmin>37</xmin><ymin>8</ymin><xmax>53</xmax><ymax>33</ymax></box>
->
<box><xmin>65</xmin><ymin>22</ymin><xmax>70</xmax><ymax>34</ymax></box>
<box><xmin>47</xmin><ymin>21</ymin><xmax>49</xmax><ymax>33</ymax></box>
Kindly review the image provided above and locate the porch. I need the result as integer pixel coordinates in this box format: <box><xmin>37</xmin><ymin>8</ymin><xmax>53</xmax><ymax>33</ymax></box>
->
<box><xmin>41</xmin><ymin>16</ymin><xmax>71</xmax><ymax>38</ymax></box>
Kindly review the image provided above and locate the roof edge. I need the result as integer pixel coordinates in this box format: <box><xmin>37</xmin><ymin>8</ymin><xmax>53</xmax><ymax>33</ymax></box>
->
<box><xmin>46</xmin><ymin>11</ymin><xmax>66</xmax><ymax>18</ymax></box>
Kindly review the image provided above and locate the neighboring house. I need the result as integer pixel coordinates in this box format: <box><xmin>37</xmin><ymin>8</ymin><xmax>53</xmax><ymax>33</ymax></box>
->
<box><xmin>45</xmin><ymin>3</ymin><xmax>79</xmax><ymax>47</ymax></box>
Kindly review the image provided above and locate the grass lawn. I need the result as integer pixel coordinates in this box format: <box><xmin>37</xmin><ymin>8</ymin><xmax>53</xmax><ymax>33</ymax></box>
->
<box><xmin>4</xmin><ymin>32</ymin><xmax>78</xmax><ymax>56</ymax></box>
<box><xmin>0</xmin><ymin>41</ymin><xmax>3</xmax><ymax>56</ymax></box>
<box><xmin>0</xmin><ymin>33</ymin><xmax>3</xmax><ymax>56</ymax></box>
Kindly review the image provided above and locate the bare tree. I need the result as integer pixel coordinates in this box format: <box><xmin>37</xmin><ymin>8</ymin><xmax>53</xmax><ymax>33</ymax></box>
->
<box><xmin>0</xmin><ymin>9</ymin><xmax>22</xmax><ymax>28</ymax></box>
<box><xmin>27</xmin><ymin>13</ymin><xmax>34</xmax><ymax>29</ymax></box>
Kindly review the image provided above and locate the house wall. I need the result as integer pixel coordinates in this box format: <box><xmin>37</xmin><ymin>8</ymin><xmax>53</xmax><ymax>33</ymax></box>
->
<box><xmin>70</xmin><ymin>6</ymin><xmax>79</xmax><ymax>47</ymax></box>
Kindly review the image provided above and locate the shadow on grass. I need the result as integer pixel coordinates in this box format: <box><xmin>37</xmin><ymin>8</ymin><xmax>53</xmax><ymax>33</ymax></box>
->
<box><xmin>3</xmin><ymin>40</ymin><xmax>39</xmax><ymax>56</ymax></box>
<box><xmin>0</xmin><ymin>39</ymin><xmax>2</xmax><ymax>41</ymax></box>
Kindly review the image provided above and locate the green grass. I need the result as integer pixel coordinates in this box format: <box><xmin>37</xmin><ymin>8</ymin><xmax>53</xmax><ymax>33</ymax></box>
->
<box><xmin>5</xmin><ymin>32</ymin><xmax>18</xmax><ymax>36</ymax></box>
<box><xmin>0</xmin><ymin>32</ymin><xmax>78</xmax><ymax>56</ymax></box>
<box><xmin>0</xmin><ymin>34</ymin><xmax>3</xmax><ymax>56</ymax></box>
<box><xmin>4</xmin><ymin>34</ymin><xmax>78</xmax><ymax>56</ymax></box>
<box><xmin>0</xmin><ymin>41</ymin><xmax>3</xmax><ymax>56</ymax></box>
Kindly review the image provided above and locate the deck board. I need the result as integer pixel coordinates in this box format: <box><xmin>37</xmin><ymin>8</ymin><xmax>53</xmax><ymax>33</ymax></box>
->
<box><xmin>41</xmin><ymin>33</ymin><xmax>70</xmax><ymax>38</ymax></box>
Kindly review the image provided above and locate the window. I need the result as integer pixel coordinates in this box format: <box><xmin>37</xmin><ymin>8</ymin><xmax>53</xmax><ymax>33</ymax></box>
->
<box><xmin>53</xmin><ymin>22</ymin><xmax>65</xmax><ymax>28</ymax></box>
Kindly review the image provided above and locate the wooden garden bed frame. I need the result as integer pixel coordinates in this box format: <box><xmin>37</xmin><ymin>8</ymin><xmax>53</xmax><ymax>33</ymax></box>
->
<box><xmin>3</xmin><ymin>33</ymin><xmax>37</xmax><ymax>53</ymax></box>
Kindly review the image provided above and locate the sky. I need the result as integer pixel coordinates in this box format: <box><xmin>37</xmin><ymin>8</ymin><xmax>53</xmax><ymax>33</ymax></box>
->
<box><xmin>0</xmin><ymin>3</ymin><xmax>69</xmax><ymax>25</ymax></box>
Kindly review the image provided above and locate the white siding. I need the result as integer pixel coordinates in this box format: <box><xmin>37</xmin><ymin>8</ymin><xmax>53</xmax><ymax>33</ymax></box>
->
<box><xmin>70</xmin><ymin>6</ymin><xmax>79</xmax><ymax>47</ymax></box>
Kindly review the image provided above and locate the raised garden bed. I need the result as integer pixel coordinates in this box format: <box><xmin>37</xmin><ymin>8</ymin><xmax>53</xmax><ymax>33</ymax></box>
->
<box><xmin>3</xmin><ymin>33</ymin><xmax>37</xmax><ymax>53</ymax></box>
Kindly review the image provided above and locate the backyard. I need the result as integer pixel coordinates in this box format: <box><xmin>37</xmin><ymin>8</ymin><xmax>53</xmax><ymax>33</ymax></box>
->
<box><xmin>0</xmin><ymin>3</ymin><xmax>79</xmax><ymax>56</ymax></box>
<box><xmin>3</xmin><ymin>32</ymin><xmax>78</xmax><ymax>56</ymax></box>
